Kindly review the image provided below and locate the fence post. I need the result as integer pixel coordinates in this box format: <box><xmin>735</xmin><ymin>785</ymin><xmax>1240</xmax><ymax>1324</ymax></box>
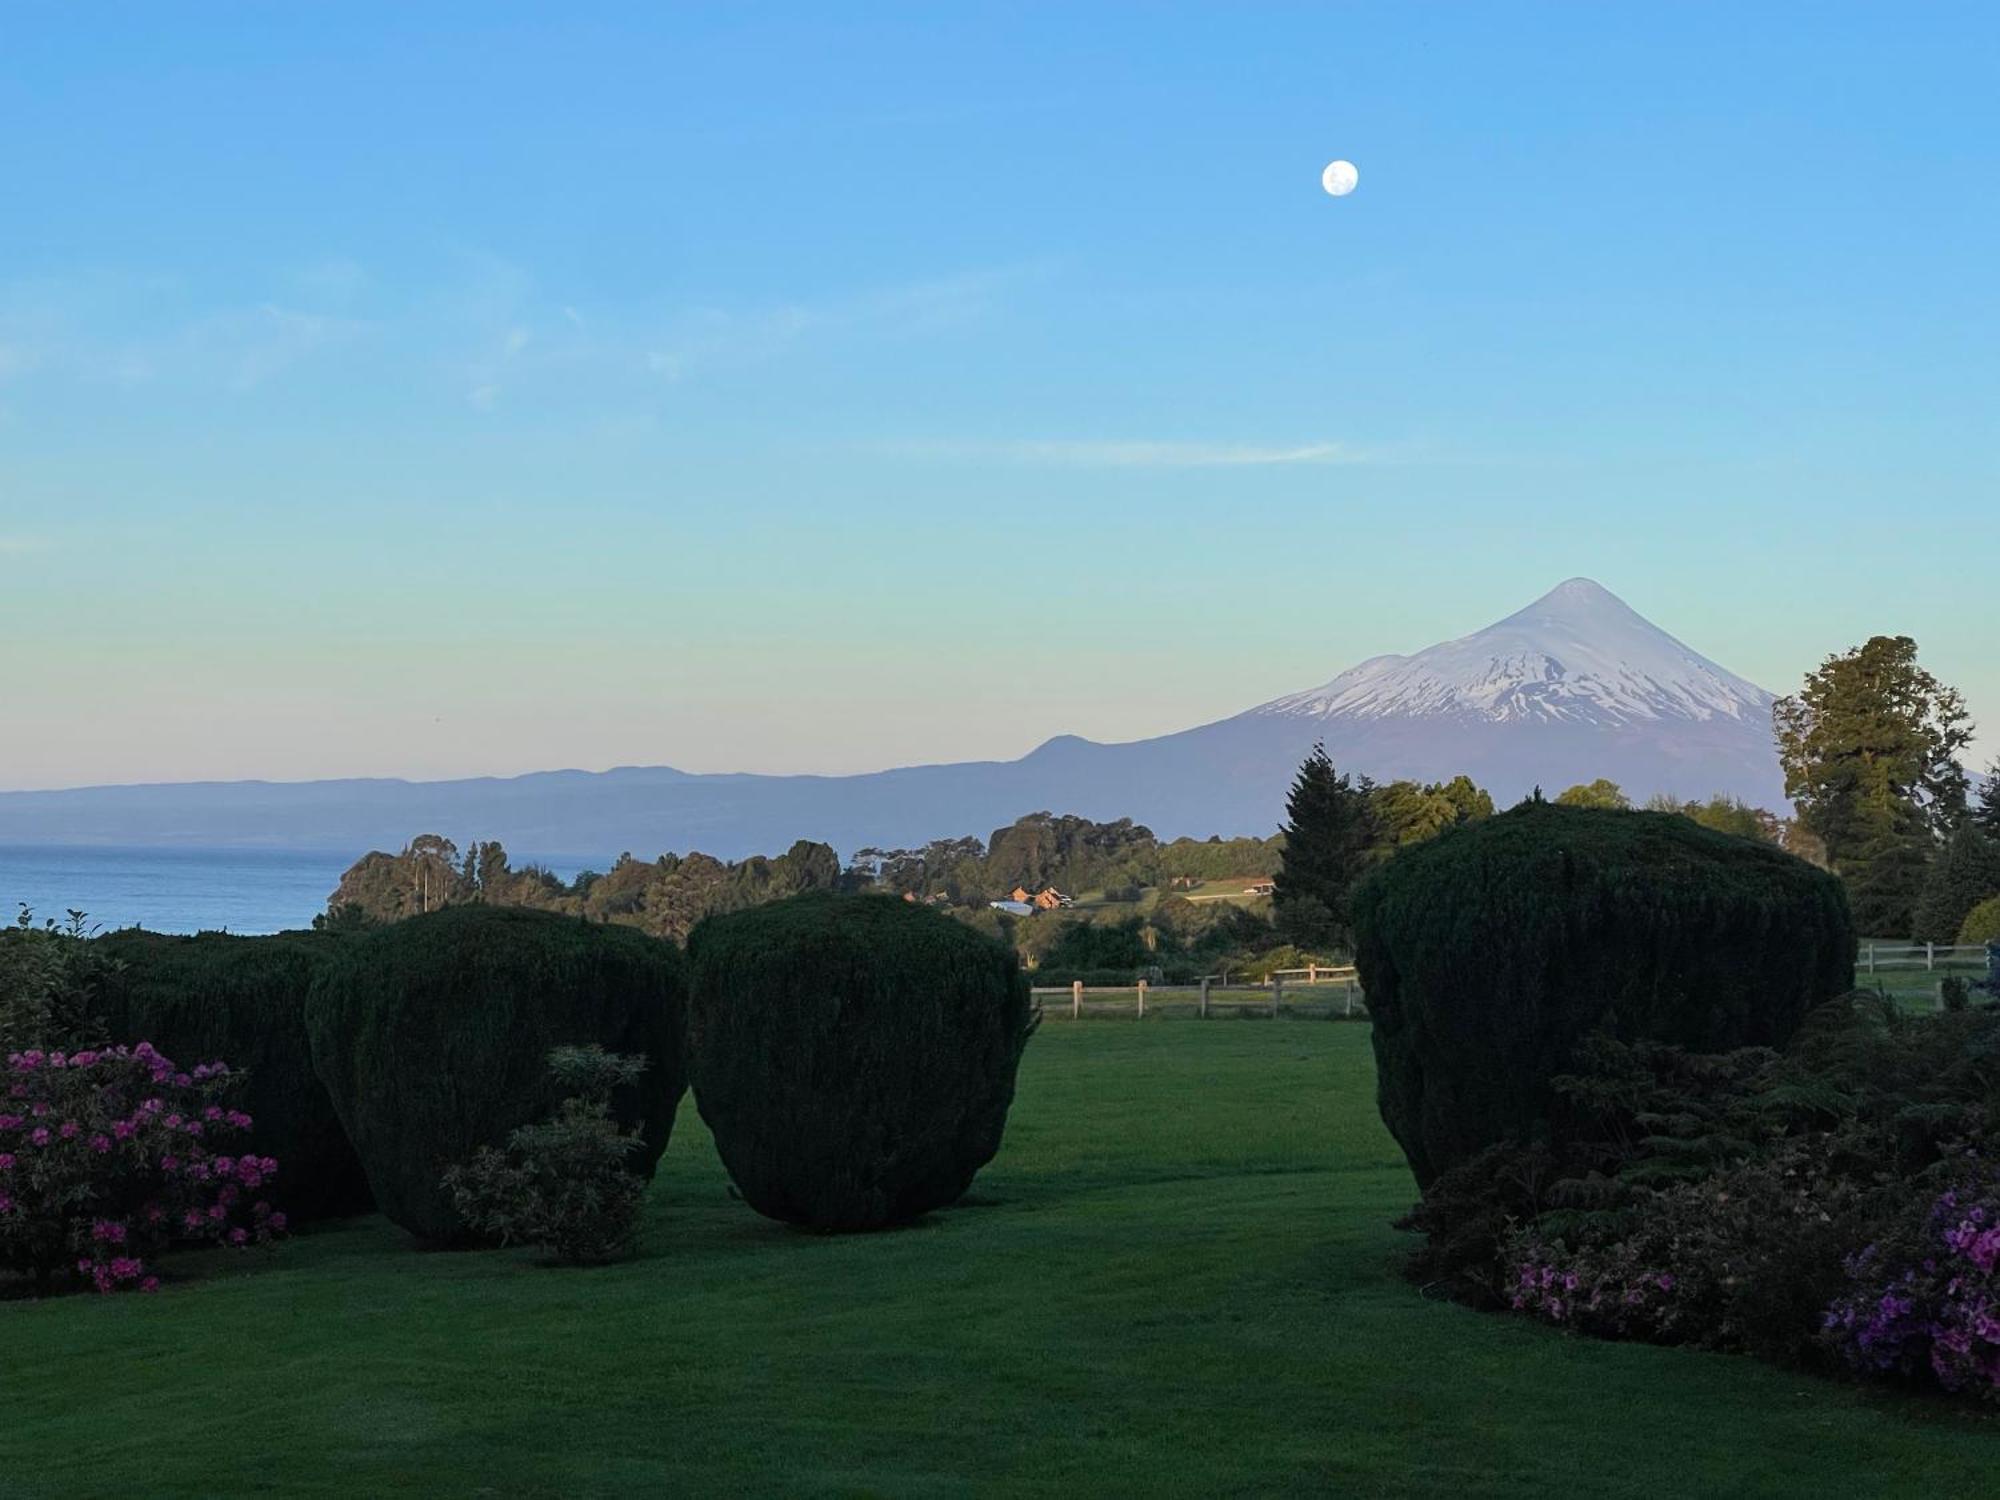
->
<box><xmin>1345</xmin><ymin>979</ymin><xmax>1355</xmax><ymax>1019</ymax></box>
<box><xmin>1199</xmin><ymin>977</ymin><xmax>1210</xmax><ymax>1019</ymax></box>
<box><xmin>1927</xmin><ymin>942</ymin><xmax>1936</xmax><ymax>972</ymax></box>
<box><xmin>1308</xmin><ymin>962</ymin><xmax>1317</xmax><ymax>985</ymax></box>
<box><xmin>1137</xmin><ymin>980</ymin><xmax>1147</xmax><ymax>1021</ymax></box>
<box><xmin>1272</xmin><ymin>974</ymin><xmax>1284</xmax><ymax>1020</ymax></box>
<box><xmin>1865</xmin><ymin>944</ymin><xmax>1875</xmax><ymax>977</ymax></box>
<box><xmin>1072</xmin><ymin>980</ymin><xmax>1081</xmax><ymax>1020</ymax></box>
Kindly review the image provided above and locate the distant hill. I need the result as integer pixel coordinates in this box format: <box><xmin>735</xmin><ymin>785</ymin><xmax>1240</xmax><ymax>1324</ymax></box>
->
<box><xmin>0</xmin><ymin>579</ymin><xmax>1787</xmax><ymax>861</ymax></box>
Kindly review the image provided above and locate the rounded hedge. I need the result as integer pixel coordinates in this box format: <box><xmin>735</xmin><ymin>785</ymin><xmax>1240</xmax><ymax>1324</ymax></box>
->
<box><xmin>93</xmin><ymin>929</ymin><xmax>372</xmax><ymax>1221</ymax></box>
<box><xmin>1353</xmin><ymin>803</ymin><xmax>1855</xmax><ymax>1189</ymax></box>
<box><xmin>304</xmin><ymin>905</ymin><xmax>688</xmax><ymax>1244</ymax></box>
<box><xmin>1960</xmin><ymin>896</ymin><xmax>2000</xmax><ymax>949</ymax></box>
<box><xmin>686</xmin><ymin>892</ymin><xmax>1035</xmax><ymax>1232</ymax></box>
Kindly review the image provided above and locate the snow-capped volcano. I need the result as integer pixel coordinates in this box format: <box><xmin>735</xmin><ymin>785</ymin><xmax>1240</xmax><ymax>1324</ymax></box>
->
<box><xmin>1257</xmin><ymin>578</ymin><xmax>1773</xmax><ymax>729</ymax></box>
<box><xmin>0</xmin><ymin>579</ymin><xmax>1791</xmax><ymax>859</ymax></box>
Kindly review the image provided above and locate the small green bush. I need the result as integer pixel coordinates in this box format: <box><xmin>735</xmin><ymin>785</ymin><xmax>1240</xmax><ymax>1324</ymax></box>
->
<box><xmin>1959</xmin><ymin>895</ymin><xmax>2000</xmax><ymax>948</ymax></box>
<box><xmin>91</xmin><ymin>928</ymin><xmax>370</xmax><ymax>1222</ymax></box>
<box><xmin>1353</xmin><ymin>802</ymin><xmax>1854</xmax><ymax>1188</ymax></box>
<box><xmin>687</xmin><ymin>892</ymin><xmax>1035</xmax><ymax>1231</ymax></box>
<box><xmin>443</xmin><ymin>1046</ymin><xmax>651</xmax><ymax>1265</ymax></box>
<box><xmin>305</xmin><ymin>906</ymin><xmax>687</xmax><ymax>1244</ymax></box>
<box><xmin>1</xmin><ymin>907</ymin><xmax>114</xmax><ymax>1055</ymax></box>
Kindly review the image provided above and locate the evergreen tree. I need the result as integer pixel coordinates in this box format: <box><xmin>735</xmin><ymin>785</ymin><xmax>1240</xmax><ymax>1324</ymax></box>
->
<box><xmin>1272</xmin><ymin>744</ymin><xmax>1380</xmax><ymax>952</ymax></box>
<box><xmin>1845</xmin><ymin>809</ymin><xmax>1935</xmax><ymax>939</ymax></box>
<box><xmin>1974</xmin><ymin>756</ymin><xmax>2000</xmax><ymax>840</ymax></box>
<box><xmin>1912</xmin><ymin>821</ymin><xmax>2000</xmax><ymax>946</ymax></box>
<box><xmin>1774</xmin><ymin>635</ymin><xmax>1973</xmax><ymax>866</ymax></box>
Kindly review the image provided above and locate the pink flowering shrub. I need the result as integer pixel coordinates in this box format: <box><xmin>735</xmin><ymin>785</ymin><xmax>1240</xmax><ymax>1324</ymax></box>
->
<box><xmin>1504</xmin><ymin>1134</ymin><xmax>1877</xmax><ymax>1365</ymax></box>
<box><xmin>1824</xmin><ymin>1165</ymin><xmax>2000</xmax><ymax>1400</ymax></box>
<box><xmin>0</xmin><ymin>1042</ymin><xmax>284</xmax><ymax>1296</ymax></box>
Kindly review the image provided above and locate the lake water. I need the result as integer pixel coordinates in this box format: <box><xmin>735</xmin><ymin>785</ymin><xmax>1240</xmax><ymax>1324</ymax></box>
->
<box><xmin>0</xmin><ymin>845</ymin><xmax>356</xmax><ymax>935</ymax></box>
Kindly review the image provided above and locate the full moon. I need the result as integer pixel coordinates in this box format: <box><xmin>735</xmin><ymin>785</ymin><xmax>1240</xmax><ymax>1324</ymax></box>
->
<box><xmin>1321</xmin><ymin>159</ymin><xmax>1359</xmax><ymax>197</ymax></box>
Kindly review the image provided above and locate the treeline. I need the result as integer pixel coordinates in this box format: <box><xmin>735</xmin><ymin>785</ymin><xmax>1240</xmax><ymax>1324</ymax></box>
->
<box><xmin>323</xmin><ymin>835</ymin><xmax>842</xmax><ymax>944</ymax></box>
<box><xmin>851</xmin><ymin>813</ymin><xmax>1281</xmax><ymax>906</ymax></box>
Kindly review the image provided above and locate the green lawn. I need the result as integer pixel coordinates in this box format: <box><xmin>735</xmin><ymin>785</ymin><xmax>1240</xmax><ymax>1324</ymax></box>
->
<box><xmin>3</xmin><ymin>1024</ymin><xmax>1996</xmax><ymax>1497</ymax></box>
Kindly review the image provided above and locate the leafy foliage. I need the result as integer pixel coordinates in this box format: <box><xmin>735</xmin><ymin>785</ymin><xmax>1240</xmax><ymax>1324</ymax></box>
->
<box><xmin>92</xmin><ymin>928</ymin><xmax>370</xmax><ymax>1221</ymax></box>
<box><xmin>305</xmin><ymin>906</ymin><xmax>688</xmax><ymax>1244</ymax></box>
<box><xmin>1643</xmin><ymin>792</ymin><xmax>1781</xmax><ymax>843</ymax></box>
<box><xmin>1960</xmin><ymin>896</ymin><xmax>2000</xmax><ymax>948</ymax></box>
<box><xmin>1555</xmin><ymin>778</ymin><xmax>1631</xmax><ymax>810</ymax></box>
<box><xmin>1</xmin><ymin>1042</ymin><xmax>284</xmax><ymax>1296</ymax></box>
<box><xmin>1354</xmin><ymin>802</ymin><xmax>1854</xmax><ymax>1187</ymax></box>
<box><xmin>325</xmin><ymin>834</ymin><xmax>842</xmax><ymax>943</ymax></box>
<box><xmin>1369</xmin><ymin>777</ymin><xmax>1494</xmax><ymax>849</ymax></box>
<box><xmin>0</xmin><ymin>907</ymin><xmax>114</xmax><ymax>1056</ymax></box>
<box><xmin>686</xmin><ymin>892</ymin><xmax>1035</xmax><ymax>1231</ymax></box>
<box><xmin>443</xmin><ymin>1046</ymin><xmax>652</xmax><ymax>1265</ymax></box>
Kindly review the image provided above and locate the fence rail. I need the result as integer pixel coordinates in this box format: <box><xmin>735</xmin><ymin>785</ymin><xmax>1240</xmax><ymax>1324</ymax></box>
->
<box><xmin>1029</xmin><ymin>971</ymin><xmax>1366</xmax><ymax>1021</ymax></box>
<box><xmin>1861</xmin><ymin>943</ymin><xmax>1989</xmax><ymax>974</ymax></box>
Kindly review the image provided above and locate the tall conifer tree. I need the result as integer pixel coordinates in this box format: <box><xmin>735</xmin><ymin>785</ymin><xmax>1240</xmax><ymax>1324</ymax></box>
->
<box><xmin>1272</xmin><ymin>744</ymin><xmax>1380</xmax><ymax>952</ymax></box>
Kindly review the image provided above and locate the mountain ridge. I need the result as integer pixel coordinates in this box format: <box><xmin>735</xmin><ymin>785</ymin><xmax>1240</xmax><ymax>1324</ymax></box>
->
<box><xmin>0</xmin><ymin>580</ymin><xmax>1789</xmax><ymax>861</ymax></box>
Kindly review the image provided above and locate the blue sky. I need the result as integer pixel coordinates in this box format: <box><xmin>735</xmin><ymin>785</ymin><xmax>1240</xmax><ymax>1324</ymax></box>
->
<box><xmin>2</xmin><ymin>3</ymin><xmax>1994</xmax><ymax>790</ymax></box>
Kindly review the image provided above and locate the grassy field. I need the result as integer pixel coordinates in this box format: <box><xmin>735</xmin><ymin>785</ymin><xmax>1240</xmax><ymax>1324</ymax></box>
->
<box><xmin>4</xmin><ymin>1024</ymin><xmax>1997</xmax><ymax>1497</ymax></box>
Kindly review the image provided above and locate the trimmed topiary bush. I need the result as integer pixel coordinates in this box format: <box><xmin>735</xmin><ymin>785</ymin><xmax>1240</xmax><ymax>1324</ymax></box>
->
<box><xmin>1353</xmin><ymin>802</ymin><xmax>1854</xmax><ymax>1189</ymax></box>
<box><xmin>686</xmin><ymin>892</ymin><xmax>1035</xmax><ymax>1231</ymax></box>
<box><xmin>92</xmin><ymin>929</ymin><xmax>371</xmax><ymax>1222</ymax></box>
<box><xmin>304</xmin><ymin>906</ymin><xmax>687</xmax><ymax>1244</ymax></box>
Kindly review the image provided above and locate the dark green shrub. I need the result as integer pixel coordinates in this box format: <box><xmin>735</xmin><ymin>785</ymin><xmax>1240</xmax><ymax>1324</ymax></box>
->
<box><xmin>1353</xmin><ymin>802</ymin><xmax>1854</xmax><ymax>1188</ymax></box>
<box><xmin>686</xmin><ymin>892</ymin><xmax>1035</xmax><ymax>1231</ymax></box>
<box><xmin>92</xmin><ymin>928</ymin><xmax>370</xmax><ymax>1222</ymax></box>
<box><xmin>443</xmin><ymin>1046</ymin><xmax>652</xmax><ymax>1265</ymax></box>
<box><xmin>305</xmin><ymin>906</ymin><xmax>687</xmax><ymax>1244</ymax></box>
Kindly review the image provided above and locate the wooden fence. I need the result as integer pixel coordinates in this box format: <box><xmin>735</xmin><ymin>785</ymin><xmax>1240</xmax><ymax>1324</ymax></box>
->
<box><xmin>1031</xmin><ymin>966</ymin><xmax>1365</xmax><ymax>1022</ymax></box>
<box><xmin>1861</xmin><ymin>943</ymin><xmax>1990</xmax><ymax>975</ymax></box>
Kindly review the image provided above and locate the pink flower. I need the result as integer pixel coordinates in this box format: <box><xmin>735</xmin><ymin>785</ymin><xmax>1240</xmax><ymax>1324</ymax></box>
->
<box><xmin>29</xmin><ymin>1128</ymin><xmax>49</xmax><ymax>1147</ymax></box>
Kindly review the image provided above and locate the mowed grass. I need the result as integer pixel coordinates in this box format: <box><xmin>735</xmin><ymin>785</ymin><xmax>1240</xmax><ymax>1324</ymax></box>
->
<box><xmin>4</xmin><ymin>1024</ymin><xmax>1997</xmax><ymax>1498</ymax></box>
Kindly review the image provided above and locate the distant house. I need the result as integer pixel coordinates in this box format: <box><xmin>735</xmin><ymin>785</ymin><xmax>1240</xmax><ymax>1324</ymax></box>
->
<box><xmin>1008</xmin><ymin>885</ymin><xmax>1033</xmax><ymax>904</ymax></box>
<box><xmin>999</xmin><ymin>885</ymin><xmax>1072</xmax><ymax>912</ymax></box>
<box><xmin>1243</xmin><ymin>880</ymin><xmax>1276</xmax><ymax>896</ymax></box>
<box><xmin>1169</xmin><ymin>874</ymin><xmax>1198</xmax><ymax>890</ymax></box>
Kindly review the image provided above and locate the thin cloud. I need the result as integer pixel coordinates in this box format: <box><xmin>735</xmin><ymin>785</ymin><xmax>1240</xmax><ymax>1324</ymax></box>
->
<box><xmin>876</xmin><ymin>437</ymin><xmax>1369</xmax><ymax>469</ymax></box>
